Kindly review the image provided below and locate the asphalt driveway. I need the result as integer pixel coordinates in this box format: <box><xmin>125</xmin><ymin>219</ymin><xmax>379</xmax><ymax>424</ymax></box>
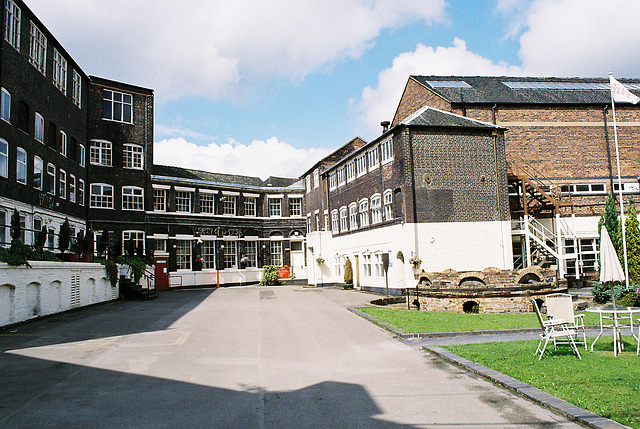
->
<box><xmin>0</xmin><ymin>286</ymin><xmax>583</xmax><ymax>428</ymax></box>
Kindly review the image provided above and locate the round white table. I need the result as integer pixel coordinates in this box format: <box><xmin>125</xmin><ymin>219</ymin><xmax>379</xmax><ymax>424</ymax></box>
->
<box><xmin>586</xmin><ymin>306</ymin><xmax>640</xmax><ymax>356</ymax></box>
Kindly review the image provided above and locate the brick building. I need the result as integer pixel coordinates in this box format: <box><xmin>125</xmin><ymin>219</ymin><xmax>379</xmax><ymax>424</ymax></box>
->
<box><xmin>0</xmin><ymin>0</ymin><xmax>307</xmax><ymax>287</ymax></box>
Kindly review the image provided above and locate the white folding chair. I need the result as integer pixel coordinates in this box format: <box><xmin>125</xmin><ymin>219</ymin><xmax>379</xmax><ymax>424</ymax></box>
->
<box><xmin>545</xmin><ymin>293</ymin><xmax>587</xmax><ymax>349</ymax></box>
<box><xmin>532</xmin><ymin>298</ymin><xmax>581</xmax><ymax>360</ymax></box>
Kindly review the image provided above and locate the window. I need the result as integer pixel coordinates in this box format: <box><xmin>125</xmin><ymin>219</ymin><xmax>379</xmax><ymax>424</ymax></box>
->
<box><xmin>370</xmin><ymin>194</ymin><xmax>382</xmax><ymax>224</ymax></box>
<box><xmin>380</xmin><ymin>138</ymin><xmax>393</xmax><ymax>164</ymax></box>
<box><xmin>383</xmin><ymin>190</ymin><xmax>393</xmax><ymax>221</ymax></box>
<box><xmin>289</xmin><ymin>198</ymin><xmax>302</xmax><ymax>217</ymax></box>
<box><xmin>34</xmin><ymin>113</ymin><xmax>44</xmax><ymax>143</ymax></box>
<box><xmin>337</xmin><ymin>167</ymin><xmax>346</xmax><ymax>186</ymax></box>
<box><xmin>29</xmin><ymin>22</ymin><xmax>46</xmax><ymax>74</ymax></box>
<box><xmin>331</xmin><ymin>210</ymin><xmax>339</xmax><ymax>233</ymax></box>
<box><xmin>69</xmin><ymin>174</ymin><xmax>76</xmax><ymax>203</ymax></box>
<box><xmin>0</xmin><ymin>139</ymin><xmax>7</xmax><ymax>178</ymax></box>
<box><xmin>329</xmin><ymin>172</ymin><xmax>337</xmax><ymax>190</ymax></box>
<box><xmin>346</xmin><ymin>161</ymin><xmax>356</xmax><ymax>182</ymax></box>
<box><xmin>339</xmin><ymin>207</ymin><xmax>348</xmax><ymax>232</ymax></box>
<box><xmin>123</xmin><ymin>144</ymin><xmax>143</xmax><ymax>169</ymax></box>
<box><xmin>244</xmin><ymin>196</ymin><xmax>256</xmax><ymax>216</ymax></box>
<box><xmin>349</xmin><ymin>203</ymin><xmax>358</xmax><ymax>230</ymax></box>
<box><xmin>78</xmin><ymin>179</ymin><xmax>85</xmax><ymax>206</ymax></box>
<box><xmin>324</xmin><ymin>212</ymin><xmax>329</xmax><ymax>231</ymax></box>
<box><xmin>560</xmin><ymin>183</ymin><xmax>607</xmax><ymax>195</ymax></box>
<box><xmin>72</xmin><ymin>70</ymin><xmax>82</xmax><ymax>108</ymax></box>
<box><xmin>222</xmin><ymin>195</ymin><xmax>236</xmax><ymax>215</ymax></box>
<box><xmin>103</xmin><ymin>89</ymin><xmax>132</xmax><ymax>123</ymax></box>
<box><xmin>0</xmin><ymin>209</ymin><xmax>6</xmax><ymax>246</ymax></box>
<box><xmin>60</xmin><ymin>131</ymin><xmax>67</xmax><ymax>157</ymax></box>
<box><xmin>90</xmin><ymin>183</ymin><xmax>113</xmax><ymax>209</ymax></box>
<box><xmin>153</xmin><ymin>239</ymin><xmax>166</xmax><ymax>253</ymax></box>
<box><xmin>201</xmin><ymin>240</ymin><xmax>216</xmax><ymax>269</ymax></box>
<box><xmin>79</xmin><ymin>144</ymin><xmax>85</xmax><ymax>167</ymax></box>
<box><xmin>16</xmin><ymin>147</ymin><xmax>26</xmax><ymax>184</ymax></box>
<box><xmin>45</xmin><ymin>163</ymin><xmax>55</xmax><ymax>195</ymax></box>
<box><xmin>53</xmin><ymin>49</ymin><xmax>67</xmax><ymax>94</ymax></box>
<box><xmin>335</xmin><ymin>255</ymin><xmax>343</xmax><ymax>278</ymax></box>
<box><xmin>223</xmin><ymin>241</ymin><xmax>237</xmax><ymax>268</ymax></box>
<box><xmin>306</xmin><ymin>215</ymin><xmax>311</xmax><ymax>233</ymax></box>
<box><xmin>58</xmin><ymin>169</ymin><xmax>66</xmax><ymax>199</ymax></box>
<box><xmin>176</xmin><ymin>240</ymin><xmax>191</xmax><ymax>270</ymax></box>
<box><xmin>362</xmin><ymin>254</ymin><xmax>372</xmax><ymax>277</ymax></box>
<box><xmin>374</xmin><ymin>253</ymin><xmax>384</xmax><ymax>277</ymax></box>
<box><xmin>1</xmin><ymin>88</ymin><xmax>10</xmax><ymax>122</ymax></box>
<box><xmin>122</xmin><ymin>231</ymin><xmax>145</xmax><ymax>256</ymax></box>
<box><xmin>368</xmin><ymin>146</ymin><xmax>379</xmax><ymax>171</ymax></box>
<box><xmin>122</xmin><ymin>186</ymin><xmax>144</xmax><ymax>210</ymax></box>
<box><xmin>175</xmin><ymin>191</ymin><xmax>192</xmax><ymax>212</ymax></box>
<box><xmin>33</xmin><ymin>156</ymin><xmax>43</xmax><ymax>190</ymax></box>
<box><xmin>245</xmin><ymin>241</ymin><xmax>257</xmax><ymax>267</ymax></box>
<box><xmin>270</xmin><ymin>241</ymin><xmax>283</xmax><ymax>266</ymax></box>
<box><xmin>359</xmin><ymin>199</ymin><xmax>369</xmax><ymax>227</ymax></box>
<box><xmin>90</xmin><ymin>140</ymin><xmax>112</xmax><ymax>166</ymax></box>
<box><xmin>269</xmin><ymin>198</ymin><xmax>282</xmax><ymax>217</ymax></box>
<box><xmin>154</xmin><ymin>189</ymin><xmax>166</xmax><ymax>211</ymax></box>
<box><xmin>613</xmin><ymin>182</ymin><xmax>640</xmax><ymax>194</ymax></box>
<box><xmin>305</xmin><ymin>175</ymin><xmax>311</xmax><ymax>193</ymax></box>
<box><xmin>4</xmin><ymin>0</ymin><xmax>20</xmax><ymax>50</ymax></box>
<box><xmin>356</xmin><ymin>155</ymin><xmax>366</xmax><ymax>177</ymax></box>
<box><xmin>313</xmin><ymin>169</ymin><xmax>319</xmax><ymax>188</ymax></box>
<box><xmin>199</xmin><ymin>192</ymin><xmax>214</xmax><ymax>213</ymax></box>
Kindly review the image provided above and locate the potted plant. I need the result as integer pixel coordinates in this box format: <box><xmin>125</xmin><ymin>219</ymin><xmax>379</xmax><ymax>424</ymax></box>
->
<box><xmin>260</xmin><ymin>265</ymin><xmax>281</xmax><ymax>286</ymax></box>
<box><xmin>343</xmin><ymin>258</ymin><xmax>353</xmax><ymax>289</ymax></box>
<box><xmin>316</xmin><ymin>257</ymin><xmax>325</xmax><ymax>265</ymax></box>
<box><xmin>59</xmin><ymin>218</ymin><xmax>71</xmax><ymax>260</ymax></box>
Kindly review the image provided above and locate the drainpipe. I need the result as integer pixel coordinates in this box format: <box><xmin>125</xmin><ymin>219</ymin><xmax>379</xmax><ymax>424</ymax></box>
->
<box><xmin>492</xmin><ymin>131</ymin><xmax>507</xmax><ymax>268</ymax></box>
<box><xmin>407</xmin><ymin>128</ymin><xmax>419</xmax><ymax>260</ymax></box>
<box><xmin>603</xmin><ymin>105</ymin><xmax>614</xmax><ymax>195</ymax></box>
<box><xmin>491</xmin><ymin>104</ymin><xmax>497</xmax><ymax>125</ymax></box>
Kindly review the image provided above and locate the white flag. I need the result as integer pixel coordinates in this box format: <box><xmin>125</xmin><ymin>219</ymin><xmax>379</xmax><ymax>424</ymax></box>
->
<box><xmin>610</xmin><ymin>75</ymin><xmax>640</xmax><ymax>104</ymax></box>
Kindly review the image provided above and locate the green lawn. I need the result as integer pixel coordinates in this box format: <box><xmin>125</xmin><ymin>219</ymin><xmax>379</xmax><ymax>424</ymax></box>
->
<box><xmin>358</xmin><ymin>307</ymin><xmax>640</xmax><ymax>428</ymax></box>
<box><xmin>445</xmin><ymin>339</ymin><xmax>640</xmax><ymax>429</ymax></box>
<box><xmin>358</xmin><ymin>307</ymin><xmax>602</xmax><ymax>333</ymax></box>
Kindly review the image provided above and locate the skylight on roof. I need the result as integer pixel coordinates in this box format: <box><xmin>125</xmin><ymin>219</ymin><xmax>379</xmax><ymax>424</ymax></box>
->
<box><xmin>427</xmin><ymin>80</ymin><xmax>472</xmax><ymax>88</ymax></box>
<box><xmin>503</xmin><ymin>81</ymin><xmax>640</xmax><ymax>90</ymax></box>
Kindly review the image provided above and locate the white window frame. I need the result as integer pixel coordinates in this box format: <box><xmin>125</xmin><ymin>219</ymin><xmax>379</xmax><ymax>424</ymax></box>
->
<box><xmin>346</xmin><ymin>161</ymin><xmax>355</xmax><ymax>182</ymax></box>
<box><xmin>269</xmin><ymin>198</ymin><xmax>282</xmax><ymax>217</ymax></box>
<box><xmin>337</xmin><ymin>167</ymin><xmax>346</xmax><ymax>187</ymax></box>
<box><xmin>16</xmin><ymin>146</ymin><xmax>26</xmax><ymax>184</ymax></box>
<box><xmin>60</xmin><ymin>131</ymin><xmax>67</xmax><ymax>157</ymax></box>
<box><xmin>123</xmin><ymin>144</ymin><xmax>144</xmax><ymax>169</ymax></box>
<box><xmin>362</xmin><ymin>253</ymin><xmax>372</xmax><ymax>277</ymax></box>
<box><xmin>380</xmin><ymin>138</ymin><xmax>393</xmax><ymax>164</ymax></box>
<box><xmin>331</xmin><ymin>210</ymin><xmax>339</xmax><ymax>234</ymax></box>
<box><xmin>223</xmin><ymin>240</ymin><xmax>237</xmax><ymax>269</ymax></box>
<box><xmin>33</xmin><ymin>156</ymin><xmax>43</xmax><ymax>190</ymax></box>
<box><xmin>90</xmin><ymin>183</ymin><xmax>114</xmax><ymax>209</ymax></box>
<box><xmin>4</xmin><ymin>0</ymin><xmax>21</xmax><ymax>51</ymax></box>
<box><xmin>176</xmin><ymin>240</ymin><xmax>191</xmax><ymax>270</ymax></box>
<box><xmin>0</xmin><ymin>138</ymin><xmax>7</xmax><ymax>178</ymax></box>
<box><xmin>339</xmin><ymin>207</ymin><xmax>348</xmax><ymax>232</ymax></box>
<box><xmin>374</xmin><ymin>252</ymin><xmax>384</xmax><ymax>277</ymax></box>
<box><xmin>53</xmin><ymin>49</ymin><xmax>67</xmax><ymax>94</ymax></box>
<box><xmin>122</xmin><ymin>230</ymin><xmax>145</xmax><ymax>256</ymax></box>
<box><xmin>29</xmin><ymin>22</ymin><xmax>47</xmax><ymax>75</ymax></box>
<box><xmin>368</xmin><ymin>146</ymin><xmax>379</xmax><ymax>171</ymax></box>
<box><xmin>349</xmin><ymin>203</ymin><xmax>358</xmax><ymax>230</ymax></box>
<box><xmin>222</xmin><ymin>195</ymin><xmax>236</xmax><ymax>216</ymax></box>
<box><xmin>359</xmin><ymin>199</ymin><xmax>369</xmax><ymax>227</ymax></box>
<box><xmin>102</xmin><ymin>89</ymin><xmax>133</xmax><ymax>123</ymax></box>
<box><xmin>244</xmin><ymin>196</ymin><xmax>257</xmax><ymax>217</ymax></box>
<box><xmin>122</xmin><ymin>186</ymin><xmax>144</xmax><ymax>211</ymax></box>
<box><xmin>72</xmin><ymin>70</ymin><xmax>82</xmax><ymax>108</ymax></box>
<box><xmin>154</xmin><ymin>189</ymin><xmax>166</xmax><ymax>212</ymax></box>
<box><xmin>90</xmin><ymin>140</ymin><xmax>112</xmax><ymax>166</ymax></box>
<box><xmin>289</xmin><ymin>197</ymin><xmax>302</xmax><ymax>217</ymax></box>
<box><xmin>356</xmin><ymin>155</ymin><xmax>366</xmax><ymax>177</ymax></box>
<box><xmin>46</xmin><ymin>163</ymin><xmax>56</xmax><ymax>195</ymax></box>
<box><xmin>370</xmin><ymin>194</ymin><xmax>382</xmax><ymax>224</ymax></box>
<box><xmin>79</xmin><ymin>144</ymin><xmax>85</xmax><ymax>167</ymax></box>
<box><xmin>329</xmin><ymin>172</ymin><xmax>337</xmax><ymax>190</ymax></box>
<box><xmin>270</xmin><ymin>240</ymin><xmax>283</xmax><ymax>267</ymax></box>
<box><xmin>35</xmin><ymin>112</ymin><xmax>44</xmax><ymax>143</ymax></box>
<box><xmin>58</xmin><ymin>169</ymin><xmax>66</xmax><ymax>199</ymax></box>
<box><xmin>313</xmin><ymin>169</ymin><xmax>320</xmax><ymax>188</ymax></box>
<box><xmin>69</xmin><ymin>174</ymin><xmax>76</xmax><ymax>203</ymax></box>
<box><xmin>175</xmin><ymin>191</ymin><xmax>192</xmax><ymax>213</ymax></box>
<box><xmin>199</xmin><ymin>192</ymin><xmax>215</xmax><ymax>213</ymax></box>
<box><xmin>1</xmin><ymin>87</ymin><xmax>10</xmax><ymax>123</ymax></box>
<box><xmin>78</xmin><ymin>179</ymin><xmax>85</xmax><ymax>206</ymax></box>
<box><xmin>201</xmin><ymin>240</ymin><xmax>216</xmax><ymax>269</ymax></box>
<box><xmin>383</xmin><ymin>190</ymin><xmax>393</xmax><ymax>221</ymax></box>
<box><xmin>245</xmin><ymin>240</ymin><xmax>258</xmax><ymax>267</ymax></box>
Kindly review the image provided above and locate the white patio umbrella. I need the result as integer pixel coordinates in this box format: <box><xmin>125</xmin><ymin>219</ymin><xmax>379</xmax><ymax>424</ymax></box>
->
<box><xmin>599</xmin><ymin>226</ymin><xmax>625</xmax><ymax>307</ymax></box>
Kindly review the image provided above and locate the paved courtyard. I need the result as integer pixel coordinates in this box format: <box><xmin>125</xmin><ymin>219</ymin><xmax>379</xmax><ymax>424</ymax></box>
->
<box><xmin>0</xmin><ymin>286</ymin><xmax>583</xmax><ymax>428</ymax></box>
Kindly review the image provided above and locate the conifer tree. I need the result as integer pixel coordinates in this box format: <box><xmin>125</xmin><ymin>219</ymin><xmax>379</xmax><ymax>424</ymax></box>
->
<box><xmin>623</xmin><ymin>200</ymin><xmax>640</xmax><ymax>285</ymax></box>
<box><xmin>598</xmin><ymin>194</ymin><xmax>620</xmax><ymax>253</ymax></box>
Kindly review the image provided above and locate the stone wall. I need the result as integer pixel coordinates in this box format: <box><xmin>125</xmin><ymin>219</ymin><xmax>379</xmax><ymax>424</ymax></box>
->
<box><xmin>0</xmin><ymin>261</ymin><xmax>117</xmax><ymax>327</ymax></box>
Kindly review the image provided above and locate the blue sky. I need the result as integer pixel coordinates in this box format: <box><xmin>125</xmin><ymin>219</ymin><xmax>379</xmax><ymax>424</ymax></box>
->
<box><xmin>27</xmin><ymin>0</ymin><xmax>640</xmax><ymax>178</ymax></box>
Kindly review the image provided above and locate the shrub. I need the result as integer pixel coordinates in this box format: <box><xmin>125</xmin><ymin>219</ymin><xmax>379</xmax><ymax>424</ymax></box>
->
<box><xmin>0</xmin><ymin>239</ymin><xmax>60</xmax><ymax>266</ymax></box>
<box><xmin>260</xmin><ymin>265</ymin><xmax>280</xmax><ymax>285</ymax></box>
<box><xmin>591</xmin><ymin>282</ymin><xmax>624</xmax><ymax>304</ymax></box>
<box><xmin>617</xmin><ymin>286</ymin><xmax>640</xmax><ymax>307</ymax></box>
<box><xmin>100</xmin><ymin>259</ymin><xmax>119</xmax><ymax>287</ymax></box>
<box><xmin>344</xmin><ymin>258</ymin><xmax>353</xmax><ymax>285</ymax></box>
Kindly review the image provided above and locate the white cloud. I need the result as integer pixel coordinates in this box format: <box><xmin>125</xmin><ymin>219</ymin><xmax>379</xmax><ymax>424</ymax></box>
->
<box><xmin>356</xmin><ymin>38</ymin><xmax>524</xmax><ymax>137</ymax></box>
<box><xmin>27</xmin><ymin>0</ymin><xmax>446</xmax><ymax>101</ymax></box>
<box><xmin>518</xmin><ymin>0</ymin><xmax>640</xmax><ymax>77</ymax></box>
<box><xmin>154</xmin><ymin>137</ymin><xmax>331</xmax><ymax>180</ymax></box>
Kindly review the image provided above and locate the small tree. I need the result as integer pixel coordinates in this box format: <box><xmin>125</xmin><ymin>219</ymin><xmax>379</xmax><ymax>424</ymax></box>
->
<box><xmin>59</xmin><ymin>218</ymin><xmax>71</xmax><ymax>254</ymax></box>
<box><xmin>10</xmin><ymin>208</ymin><xmax>20</xmax><ymax>242</ymax></box>
<box><xmin>344</xmin><ymin>258</ymin><xmax>353</xmax><ymax>287</ymax></box>
<box><xmin>623</xmin><ymin>200</ymin><xmax>640</xmax><ymax>284</ymax></box>
<box><xmin>598</xmin><ymin>194</ymin><xmax>620</xmax><ymax>253</ymax></box>
<box><xmin>83</xmin><ymin>229</ymin><xmax>94</xmax><ymax>257</ymax></box>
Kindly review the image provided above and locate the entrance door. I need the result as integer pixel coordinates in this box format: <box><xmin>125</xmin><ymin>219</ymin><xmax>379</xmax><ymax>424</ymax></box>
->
<box><xmin>154</xmin><ymin>255</ymin><xmax>170</xmax><ymax>291</ymax></box>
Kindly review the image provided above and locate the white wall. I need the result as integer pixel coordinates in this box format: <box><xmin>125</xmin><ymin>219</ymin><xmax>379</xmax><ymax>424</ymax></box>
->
<box><xmin>169</xmin><ymin>268</ymin><xmax>263</xmax><ymax>288</ymax></box>
<box><xmin>0</xmin><ymin>262</ymin><xmax>117</xmax><ymax>327</ymax></box>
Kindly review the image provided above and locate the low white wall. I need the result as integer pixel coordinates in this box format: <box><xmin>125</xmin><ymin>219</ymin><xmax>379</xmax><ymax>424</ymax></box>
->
<box><xmin>169</xmin><ymin>268</ymin><xmax>263</xmax><ymax>288</ymax></box>
<box><xmin>0</xmin><ymin>261</ymin><xmax>117</xmax><ymax>327</ymax></box>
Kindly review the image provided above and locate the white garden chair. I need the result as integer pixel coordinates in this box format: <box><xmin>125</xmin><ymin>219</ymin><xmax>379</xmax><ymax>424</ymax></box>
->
<box><xmin>545</xmin><ymin>293</ymin><xmax>587</xmax><ymax>349</ymax></box>
<box><xmin>532</xmin><ymin>298</ymin><xmax>581</xmax><ymax>360</ymax></box>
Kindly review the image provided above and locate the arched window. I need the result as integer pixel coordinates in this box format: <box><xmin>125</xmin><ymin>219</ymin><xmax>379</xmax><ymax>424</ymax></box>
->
<box><xmin>16</xmin><ymin>147</ymin><xmax>26</xmax><ymax>184</ymax></box>
<box><xmin>370</xmin><ymin>193</ymin><xmax>382</xmax><ymax>224</ymax></box>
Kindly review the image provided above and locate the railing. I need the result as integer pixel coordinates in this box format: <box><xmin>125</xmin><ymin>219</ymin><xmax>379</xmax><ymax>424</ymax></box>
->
<box><xmin>118</xmin><ymin>254</ymin><xmax>156</xmax><ymax>296</ymax></box>
<box><xmin>507</xmin><ymin>156</ymin><xmax>572</xmax><ymax>205</ymax></box>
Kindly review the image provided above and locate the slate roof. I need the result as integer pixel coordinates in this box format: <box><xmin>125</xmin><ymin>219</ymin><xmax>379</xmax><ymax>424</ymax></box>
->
<box><xmin>412</xmin><ymin>75</ymin><xmax>640</xmax><ymax>105</ymax></box>
<box><xmin>402</xmin><ymin>106</ymin><xmax>503</xmax><ymax>129</ymax></box>
<box><xmin>151</xmin><ymin>164</ymin><xmax>301</xmax><ymax>190</ymax></box>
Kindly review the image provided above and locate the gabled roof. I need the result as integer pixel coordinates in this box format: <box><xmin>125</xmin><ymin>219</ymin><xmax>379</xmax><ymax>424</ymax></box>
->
<box><xmin>402</xmin><ymin>106</ymin><xmax>503</xmax><ymax>130</ymax></box>
<box><xmin>411</xmin><ymin>75</ymin><xmax>640</xmax><ymax>105</ymax></box>
<box><xmin>151</xmin><ymin>165</ymin><xmax>302</xmax><ymax>191</ymax></box>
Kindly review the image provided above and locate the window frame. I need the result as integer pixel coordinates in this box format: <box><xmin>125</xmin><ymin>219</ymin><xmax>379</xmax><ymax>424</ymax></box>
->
<box><xmin>383</xmin><ymin>190</ymin><xmax>393</xmax><ymax>221</ymax></box>
<box><xmin>69</xmin><ymin>174</ymin><xmax>76</xmax><ymax>203</ymax></box>
<box><xmin>29</xmin><ymin>22</ymin><xmax>47</xmax><ymax>75</ymax></box>
<box><xmin>102</xmin><ymin>89</ymin><xmax>133</xmax><ymax>123</ymax></box>
<box><xmin>33</xmin><ymin>156</ymin><xmax>43</xmax><ymax>190</ymax></box>
<box><xmin>90</xmin><ymin>183</ymin><xmax>114</xmax><ymax>209</ymax></box>
<box><xmin>58</xmin><ymin>168</ymin><xmax>66</xmax><ymax>199</ymax></box>
<box><xmin>370</xmin><ymin>194</ymin><xmax>382</xmax><ymax>224</ymax></box>
<box><xmin>79</xmin><ymin>144</ymin><xmax>85</xmax><ymax>167</ymax></box>
<box><xmin>223</xmin><ymin>240</ymin><xmax>237</xmax><ymax>269</ymax></box>
<box><xmin>16</xmin><ymin>146</ymin><xmax>26</xmax><ymax>184</ymax></box>
<box><xmin>123</xmin><ymin>143</ymin><xmax>144</xmax><ymax>169</ymax></box>
<box><xmin>176</xmin><ymin>240</ymin><xmax>191</xmax><ymax>270</ymax></box>
<box><xmin>72</xmin><ymin>70</ymin><xmax>82</xmax><ymax>108</ymax></box>
<box><xmin>201</xmin><ymin>240</ymin><xmax>216</xmax><ymax>269</ymax></box>
<box><xmin>122</xmin><ymin>230</ymin><xmax>145</xmax><ymax>255</ymax></box>
<box><xmin>53</xmin><ymin>49</ymin><xmax>67</xmax><ymax>95</ymax></box>
<box><xmin>175</xmin><ymin>191</ymin><xmax>192</xmax><ymax>213</ymax></box>
<box><xmin>356</xmin><ymin>155</ymin><xmax>366</xmax><ymax>177</ymax></box>
<box><xmin>153</xmin><ymin>189</ymin><xmax>166</xmax><ymax>212</ymax></box>
<box><xmin>331</xmin><ymin>210</ymin><xmax>339</xmax><ymax>234</ymax></box>
<box><xmin>288</xmin><ymin>197</ymin><xmax>302</xmax><ymax>217</ymax></box>
<box><xmin>4</xmin><ymin>0</ymin><xmax>21</xmax><ymax>51</ymax></box>
<box><xmin>244</xmin><ymin>196</ymin><xmax>257</xmax><ymax>217</ymax></box>
<box><xmin>34</xmin><ymin>112</ymin><xmax>44</xmax><ymax>143</ymax></box>
<box><xmin>349</xmin><ymin>203</ymin><xmax>358</xmax><ymax>230</ymax></box>
<box><xmin>380</xmin><ymin>138</ymin><xmax>393</xmax><ymax>164</ymax></box>
<box><xmin>90</xmin><ymin>140</ymin><xmax>112</xmax><ymax>167</ymax></box>
<box><xmin>45</xmin><ymin>163</ymin><xmax>56</xmax><ymax>195</ymax></box>
<box><xmin>270</xmin><ymin>240</ymin><xmax>283</xmax><ymax>267</ymax></box>
<box><xmin>339</xmin><ymin>206</ymin><xmax>348</xmax><ymax>232</ymax></box>
<box><xmin>359</xmin><ymin>199</ymin><xmax>369</xmax><ymax>227</ymax></box>
<box><xmin>368</xmin><ymin>146</ymin><xmax>379</xmax><ymax>171</ymax></box>
<box><xmin>1</xmin><ymin>87</ymin><xmax>10</xmax><ymax>123</ymax></box>
<box><xmin>122</xmin><ymin>186</ymin><xmax>144</xmax><ymax>211</ymax></box>
<box><xmin>222</xmin><ymin>195</ymin><xmax>236</xmax><ymax>216</ymax></box>
<box><xmin>269</xmin><ymin>197</ymin><xmax>282</xmax><ymax>217</ymax></box>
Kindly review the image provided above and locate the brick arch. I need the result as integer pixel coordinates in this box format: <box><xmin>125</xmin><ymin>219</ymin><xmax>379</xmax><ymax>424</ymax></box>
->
<box><xmin>456</xmin><ymin>271</ymin><xmax>486</xmax><ymax>287</ymax></box>
<box><xmin>516</xmin><ymin>267</ymin><xmax>543</xmax><ymax>284</ymax></box>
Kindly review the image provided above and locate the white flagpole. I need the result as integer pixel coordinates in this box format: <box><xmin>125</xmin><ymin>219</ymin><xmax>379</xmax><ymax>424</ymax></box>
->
<box><xmin>609</xmin><ymin>72</ymin><xmax>630</xmax><ymax>290</ymax></box>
